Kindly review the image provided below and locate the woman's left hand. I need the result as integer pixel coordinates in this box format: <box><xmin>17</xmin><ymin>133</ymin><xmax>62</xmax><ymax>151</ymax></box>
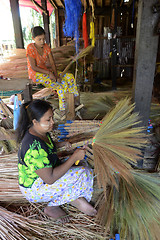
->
<box><xmin>65</xmin><ymin>141</ymin><xmax>72</xmax><ymax>151</ymax></box>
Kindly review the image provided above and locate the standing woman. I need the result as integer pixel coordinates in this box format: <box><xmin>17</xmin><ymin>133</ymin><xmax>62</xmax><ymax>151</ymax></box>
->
<box><xmin>26</xmin><ymin>26</ymin><xmax>79</xmax><ymax>112</ymax></box>
<box><xmin>16</xmin><ymin>99</ymin><xmax>96</xmax><ymax>222</ymax></box>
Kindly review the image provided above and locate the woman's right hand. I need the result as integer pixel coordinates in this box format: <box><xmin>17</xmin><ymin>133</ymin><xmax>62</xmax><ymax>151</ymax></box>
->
<box><xmin>49</xmin><ymin>72</ymin><xmax>56</xmax><ymax>81</ymax></box>
<box><xmin>72</xmin><ymin>148</ymin><xmax>86</xmax><ymax>163</ymax></box>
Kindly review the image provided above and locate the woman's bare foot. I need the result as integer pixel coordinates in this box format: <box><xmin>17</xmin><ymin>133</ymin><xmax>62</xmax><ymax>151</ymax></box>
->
<box><xmin>70</xmin><ymin>197</ymin><xmax>97</xmax><ymax>216</ymax></box>
<box><xmin>44</xmin><ymin>206</ymin><xmax>70</xmax><ymax>223</ymax></box>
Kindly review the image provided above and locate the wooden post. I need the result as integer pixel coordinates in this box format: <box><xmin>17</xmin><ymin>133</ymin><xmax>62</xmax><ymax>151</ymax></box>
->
<box><xmin>9</xmin><ymin>0</ymin><xmax>24</xmax><ymax>49</ymax></box>
<box><xmin>41</xmin><ymin>0</ymin><xmax>50</xmax><ymax>45</ymax></box>
<box><xmin>132</xmin><ymin>0</ymin><xmax>159</xmax><ymax>127</ymax></box>
<box><xmin>65</xmin><ymin>93</ymin><xmax>75</xmax><ymax>120</ymax></box>
<box><xmin>111</xmin><ymin>0</ymin><xmax>117</xmax><ymax>90</ymax></box>
<box><xmin>55</xmin><ymin>8</ymin><xmax>60</xmax><ymax>47</ymax></box>
<box><xmin>21</xmin><ymin>84</ymin><xmax>33</xmax><ymax>103</ymax></box>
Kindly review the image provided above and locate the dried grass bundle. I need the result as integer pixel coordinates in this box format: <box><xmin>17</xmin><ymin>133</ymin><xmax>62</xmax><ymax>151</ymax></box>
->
<box><xmin>0</xmin><ymin>153</ymin><xmax>26</xmax><ymax>203</ymax></box>
<box><xmin>96</xmin><ymin>171</ymin><xmax>160</xmax><ymax>240</ymax></box>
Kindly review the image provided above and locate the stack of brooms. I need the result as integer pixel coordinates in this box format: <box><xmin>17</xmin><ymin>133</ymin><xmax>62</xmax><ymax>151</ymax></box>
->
<box><xmin>0</xmin><ymin>98</ymin><xmax>160</xmax><ymax>239</ymax></box>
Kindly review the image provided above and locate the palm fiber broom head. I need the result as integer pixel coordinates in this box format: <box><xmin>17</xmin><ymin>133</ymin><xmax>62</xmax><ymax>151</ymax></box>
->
<box><xmin>92</xmin><ymin>98</ymin><xmax>147</xmax><ymax>190</ymax></box>
<box><xmin>96</xmin><ymin>170</ymin><xmax>160</xmax><ymax>240</ymax></box>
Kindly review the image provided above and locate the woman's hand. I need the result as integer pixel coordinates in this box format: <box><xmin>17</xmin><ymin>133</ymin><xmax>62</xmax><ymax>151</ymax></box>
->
<box><xmin>72</xmin><ymin>148</ymin><xmax>86</xmax><ymax>163</ymax></box>
<box><xmin>56</xmin><ymin>77</ymin><xmax>61</xmax><ymax>83</ymax></box>
<box><xmin>64</xmin><ymin>141</ymin><xmax>72</xmax><ymax>151</ymax></box>
<box><xmin>49</xmin><ymin>71</ymin><xmax>56</xmax><ymax>81</ymax></box>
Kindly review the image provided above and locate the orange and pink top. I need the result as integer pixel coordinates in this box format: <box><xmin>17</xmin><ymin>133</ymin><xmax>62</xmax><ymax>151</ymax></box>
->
<box><xmin>26</xmin><ymin>43</ymin><xmax>51</xmax><ymax>83</ymax></box>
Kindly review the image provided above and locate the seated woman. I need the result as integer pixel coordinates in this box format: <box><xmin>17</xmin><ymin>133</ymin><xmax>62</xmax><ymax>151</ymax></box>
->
<box><xmin>26</xmin><ymin>26</ymin><xmax>79</xmax><ymax>112</ymax></box>
<box><xmin>16</xmin><ymin>99</ymin><xmax>97</xmax><ymax>223</ymax></box>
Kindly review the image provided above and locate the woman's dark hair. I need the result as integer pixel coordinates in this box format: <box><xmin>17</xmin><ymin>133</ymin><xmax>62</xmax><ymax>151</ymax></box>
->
<box><xmin>31</xmin><ymin>26</ymin><xmax>45</xmax><ymax>38</ymax></box>
<box><xmin>16</xmin><ymin>99</ymin><xmax>52</xmax><ymax>143</ymax></box>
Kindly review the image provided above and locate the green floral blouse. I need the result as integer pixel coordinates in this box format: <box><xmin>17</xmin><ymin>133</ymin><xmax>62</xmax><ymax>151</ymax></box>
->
<box><xmin>18</xmin><ymin>131</ymin><xmax>60</xmax><ymax>188</ymax></box>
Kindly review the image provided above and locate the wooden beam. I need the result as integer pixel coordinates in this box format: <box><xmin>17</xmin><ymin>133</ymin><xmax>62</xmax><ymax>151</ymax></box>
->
<box><xmin>95</xmin><ymin>6</ymin><xmax>111</xmax><ymax>15</ymax></box>
<box><xmin>86</xmin><ymin>0</ymin><xmax>90</xmax><ymax>8</ymax></box>
<box><xmin>9</xmin><ymin>0</ymin><xmax>24</xmax><ymax>49</ymax></box>
<box><xmin>101</xmin><ymin>0</ymin><xmax>105</xmax><ymax>8</ymax></box>
<box><xmin>31</xmin><ymin>0</ymin><xmax>47</xmax><ymax>14</ymax></box>
<box><xmin>65</xmin><ymin>93</ymin><xmax>75</xmax><ymax>120</ymax></box>
<box><xmin>132</xmin><ymin>0</ymin><xmax>159</xmax><ymax>127</ymax></box>
<box><xmin>58</xmin><ymin>8</ymin><xmax>65</xmax><ymax>17</ymax></box>
<box><xmin>41</xmin><ymin>0</ymin><xmax>50</xmax><ymax>45</ymax></box>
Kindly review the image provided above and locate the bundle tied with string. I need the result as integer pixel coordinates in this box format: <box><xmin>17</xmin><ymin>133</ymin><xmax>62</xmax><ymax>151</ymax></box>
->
<box><xmin>63</xmin><ymin>0</ymin><xmax>82</xmax><ymax>54</ymax></box>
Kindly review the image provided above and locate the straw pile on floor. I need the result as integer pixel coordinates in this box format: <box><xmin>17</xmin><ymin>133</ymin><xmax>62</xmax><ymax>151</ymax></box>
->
<box><xmin>0</xmin><ymin>204</ymin><xmax>109</xmax><ymax>240</ymax></box>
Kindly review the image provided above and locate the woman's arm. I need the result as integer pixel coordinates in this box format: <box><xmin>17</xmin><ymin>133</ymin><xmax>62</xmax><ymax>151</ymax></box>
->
<box><xmin>28</xmin><ymin>55</ymin><xmax>56</xmax><ymax>81</ymax></box>
<box><xmin>48</xmin><ymin>52</ymin><xmax>61</xmax><ymax>82</ymax></box>
<box><xmin>35</xmin><ymin>148</ymin><xmax>85</xmax><ymax>184</ymax></box>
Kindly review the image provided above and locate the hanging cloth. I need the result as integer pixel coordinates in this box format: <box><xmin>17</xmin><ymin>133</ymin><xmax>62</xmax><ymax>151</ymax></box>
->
<box><xmin>90</xmin><ymin>21</ymin><xmax>95</xmax><ymax>47</ymax></box>
<box><xmin>82</xmin><ymin>12</ymin><xmax>89</xmax><ymax>48</ymax></box>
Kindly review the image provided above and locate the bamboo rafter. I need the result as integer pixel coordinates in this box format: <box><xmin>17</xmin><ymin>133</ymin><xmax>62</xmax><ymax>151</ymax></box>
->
<box><xmin>48</xmin><ymin>0</ymin><xmax>58</xmax><ymax>9</ymax></box>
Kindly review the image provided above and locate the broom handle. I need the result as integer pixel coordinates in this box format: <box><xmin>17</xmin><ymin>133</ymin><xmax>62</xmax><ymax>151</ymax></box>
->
<box><xmin>57</xmin><ymin>138</ymin><xmax>93</xmax><ymax>152</ymax></box>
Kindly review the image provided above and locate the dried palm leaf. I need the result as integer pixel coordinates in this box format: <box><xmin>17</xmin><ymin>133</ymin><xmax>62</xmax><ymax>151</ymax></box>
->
<box><xmin>96</xmin><ymin>171</ymin><xmax>160</xmax><ymax>240</ymax></box>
